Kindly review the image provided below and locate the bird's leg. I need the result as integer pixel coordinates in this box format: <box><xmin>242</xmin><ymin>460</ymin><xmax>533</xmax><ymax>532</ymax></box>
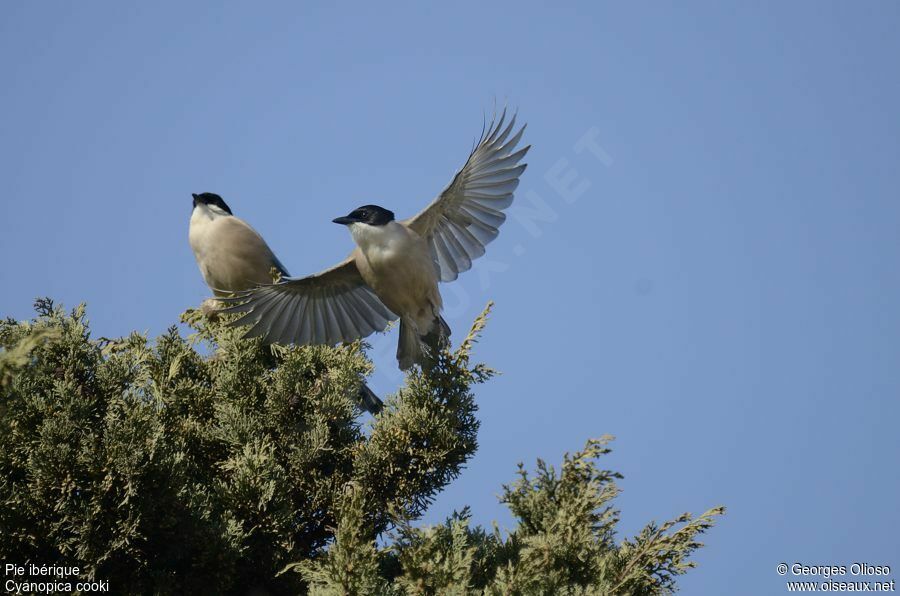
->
<box><xmin>200</xmin><ymin>298</ymin><xmax>222</xmax><ymax>321</ymax></box>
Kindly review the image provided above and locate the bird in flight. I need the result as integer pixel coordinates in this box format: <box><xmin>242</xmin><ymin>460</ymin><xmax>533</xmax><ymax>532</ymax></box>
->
<box><xmin>222</xmin><ymin>108</ymin><xmax>530</xmax><ymax>370</ymax></box>
<box><xmin>188</xmin><ymin>191</ymin><xmax>388</xmax><ymax>414</ymax></box>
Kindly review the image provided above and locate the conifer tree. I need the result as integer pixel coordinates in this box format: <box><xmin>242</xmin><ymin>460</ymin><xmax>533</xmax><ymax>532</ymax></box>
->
<box><xmin>0</xmin><ymin>299</ymin><xmax>723</xmax><ymax>594</ymax></box>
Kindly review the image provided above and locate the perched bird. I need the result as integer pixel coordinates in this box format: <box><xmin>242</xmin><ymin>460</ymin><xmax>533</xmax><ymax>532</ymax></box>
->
<box><xmin>188</xmin><ymin>191</ymin><xmax>389</xmax><ymax>414</ymax></box>
<box><xmin>189</xmin><ymin>193</ymin><xmax>289</xmax><ymax>296</ymax></box>
<box><xmin>223</xmin><ymin>109</ymin><xmax>529</xmax><ymax>370</ymax></box>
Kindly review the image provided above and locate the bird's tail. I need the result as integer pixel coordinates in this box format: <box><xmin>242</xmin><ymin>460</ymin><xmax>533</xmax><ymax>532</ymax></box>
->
<box><xmin>356</xmin><ymin>382</ymin><xmax>383</xmax><ymax>415</ymax></box>
<box><xmin>397</xmin><ymin>315</ymin><xmax>451</xmax><ymax>371</ymax></box>
<box><xmin>424</xmin><ymin>315</ymin><xmax>451</xmax><ymax>352</ymax></box>
<box><xmin>397</xmin><ymin>317</ymin><xmax>424</xmax><ymax>371</ymax></box>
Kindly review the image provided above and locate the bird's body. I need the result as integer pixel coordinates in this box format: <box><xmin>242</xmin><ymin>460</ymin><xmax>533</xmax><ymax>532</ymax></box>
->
<box><xmin>189</xmin><ymin>205</ymin><xmax>287</xmax><ymax>295</ymax></box>
<box><xmin>347</xmin><ymin>219</ymin><xmax>447</xmax><ymax>368</ymax></box>
<box><xmin>222</xmin><ymin>109</ymin><xmax>530</xmax><ymax>371</ymax></box>
<box><xmin>350</xmin><ymin>221</ymin><xmax>441</xmax><ymax>332</ymax></box>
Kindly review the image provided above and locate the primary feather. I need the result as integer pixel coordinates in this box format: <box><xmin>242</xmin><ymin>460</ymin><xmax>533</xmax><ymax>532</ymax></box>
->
<box><xmin>405</xmin><ymin>108</ymin><xmax>530</xmax><ymax>282</ymax></box>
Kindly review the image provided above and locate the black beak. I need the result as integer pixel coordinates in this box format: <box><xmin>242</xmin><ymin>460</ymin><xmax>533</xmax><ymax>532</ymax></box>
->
<box><xmin>332</xmin><ymin>215</ymin><xmax>357</xmax><ymax>225</ymax></box>
<box><xmin>192</xmin><ymin>193</ymin><xmax>200</xmax><ymax>207</ymax></box>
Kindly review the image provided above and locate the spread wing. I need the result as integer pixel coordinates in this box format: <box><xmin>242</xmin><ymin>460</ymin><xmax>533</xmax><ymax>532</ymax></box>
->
<box><xmin>219</xmin><ymin>257</ymin><xmax>397</xmax><ymax>345</ymax></box>
<box><xmin>405</xmin><ymin>108</ymin><xmax>530</xmax><ymax>282</ymax></box>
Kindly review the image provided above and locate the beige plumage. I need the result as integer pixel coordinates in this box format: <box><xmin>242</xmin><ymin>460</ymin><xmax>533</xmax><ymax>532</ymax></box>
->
<box><xmin>345</xmin><ymin>217</ymin><xmax>446</xmax><ymax>369</ymax></box>
<box><xmin>189</xmin><ymin>205</ymin><xmax>287</xmax><ymax>296</ymax></box>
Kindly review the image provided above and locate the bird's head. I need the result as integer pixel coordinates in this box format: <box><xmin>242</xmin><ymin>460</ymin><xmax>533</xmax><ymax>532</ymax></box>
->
<box><xmin>192</xmin><ymin>192</ymin><xmax>233</xmax><ymax>217</ymax></box>
<box><xmin>332</xmin><ymin>205</ymin><xmax>395</xmax><ymax>227</ymax></box>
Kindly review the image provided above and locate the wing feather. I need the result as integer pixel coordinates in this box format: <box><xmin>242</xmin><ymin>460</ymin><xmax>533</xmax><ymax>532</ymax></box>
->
<box><xmin>321</xmin><ymin>297</ymin><xmax>342</xmax><ymax>345</ymax></box>
<box><xmin>242</xmin><ymin>289</ymin><xmax>292</xmax><ymax>340</ymax></box>
<box><xmin>219</xmin><ymin>257</ymin><xmax>396</xmax><ymax>345</ymax></box>
<box><xmin>275</xmin><ymin>295</ymin><xmax>305</xmax><ymax>345</ymax></box>
<box><xmin>404</xmin><ymin>109</ymin><xmax>529</xmax><ymax>282</ymax></box>
<box><xmin>330</xmin><ymin>296</ymin><xmax>357</xmax><ymax>340</ymax></box>
<box><xmin>266</xmin><ymin>290</ymin><xmax>299</xmax><ymax>339</ymax></box>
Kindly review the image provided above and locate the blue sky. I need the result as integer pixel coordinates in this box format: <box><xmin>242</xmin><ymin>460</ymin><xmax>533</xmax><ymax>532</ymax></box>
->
<box><xmin>2</xmin><ymin>2</ymin><xmax>899</xmax><ymax>592</ymax></box>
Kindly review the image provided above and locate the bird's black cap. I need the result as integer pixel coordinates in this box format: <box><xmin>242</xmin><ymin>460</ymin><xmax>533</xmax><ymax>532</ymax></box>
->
<box><xmin>192</xmin><ymin>192</ymin><xmax>233</xmax><ymax>215</ymax></box>
<box><xmin>333</xmin><ymin>204</ymin><xmax>394</xmax><ymax>226</ymax></box>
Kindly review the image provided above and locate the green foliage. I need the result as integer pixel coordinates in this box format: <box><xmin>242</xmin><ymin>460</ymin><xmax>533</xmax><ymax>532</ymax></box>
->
<box><xmin>304</xmin><ymin>438</ymin><xmax>724</xmax><ymax>596</ymax></box>
<box><xmin>0</xmin><ymin>299</ymin><xmax>723</xmax><ymax>594</ymax></box>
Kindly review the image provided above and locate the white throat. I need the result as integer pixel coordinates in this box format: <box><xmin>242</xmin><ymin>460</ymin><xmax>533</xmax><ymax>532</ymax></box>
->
<box><xmin>349</xmin><ymin>221</ymin><xmax>407</xmax><ymax>253</ymax></box>
<box><xmin>190</xmin><ymin>203</ymin><xmax>230</xmax><ymax>226</ymax></box>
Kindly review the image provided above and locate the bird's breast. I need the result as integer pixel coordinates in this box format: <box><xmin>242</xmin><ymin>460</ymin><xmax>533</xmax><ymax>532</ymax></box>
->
<box><xmin>189</xmin><ymin>214</ymin><xmax>279</xmax><ymax>294</ymax></box>
<box><xmin>352</xmin><ymin>223</ymin><xmax>441</xmax><ymax>318</ymax></box>
<box><xmin>354</xmin><ymin>223</ymin><xmax>427</xmax><ymax>274</ymax></box>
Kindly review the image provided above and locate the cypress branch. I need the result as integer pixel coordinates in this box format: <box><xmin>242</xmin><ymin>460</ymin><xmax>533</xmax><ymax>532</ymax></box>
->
<box><xmin>0</xmin><ymin>299</ymin><xmax>723</xmax><ymax>594</ymax></box>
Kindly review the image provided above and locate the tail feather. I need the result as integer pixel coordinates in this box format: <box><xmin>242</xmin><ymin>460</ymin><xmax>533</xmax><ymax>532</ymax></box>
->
<box><xmin>424</xmin><ymin>315</ymin><xmax>451</xmax><ymax>351</ymax></box>
<box><xmin>397</xmin><ymin>315</ymin><xmax>451</xmax><ymax>371</ymax></box>
<box><xmin>356</xmin><ymin>382</ymin><xmax>383</xmax><ymax>415</ymax></box>
<box><xmin>397</xmin><ymin>317</ymin><xmax>424</xmax><ymax>371</ymax></box>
